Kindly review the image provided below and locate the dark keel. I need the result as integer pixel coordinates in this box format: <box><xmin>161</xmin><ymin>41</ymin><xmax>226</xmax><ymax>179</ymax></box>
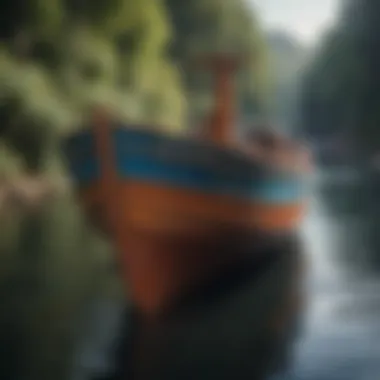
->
<box><xmin>97</xmin><ymin>233</ymin><xmax>304</xmax><ymax>380</ymax></box>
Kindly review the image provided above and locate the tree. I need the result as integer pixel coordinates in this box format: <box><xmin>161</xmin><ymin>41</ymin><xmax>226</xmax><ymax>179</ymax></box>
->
<box><xmin>300</xmin><ymin>0</ymin><xmax>380</xmax><ymax>156</ymax></box>
<box><xmin>0</xmin><ymin>1</ymin><xmax>182</xmax><ymax>379</ymax></box>
<box><xmin>299</xmin><ymin>0</ymin><xmax>380</xmax><ymax>274</ymax></box>
<box><xmin>0</xmin><ymin>0</ymin><xmax>185</xmax><ymax>165</ymax></box>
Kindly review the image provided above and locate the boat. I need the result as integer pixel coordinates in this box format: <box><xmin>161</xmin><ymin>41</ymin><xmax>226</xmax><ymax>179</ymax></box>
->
<box><xmin>64</xmin><ymin>55</ymin><xmax>308</xmax><ymax>317</ymax></box>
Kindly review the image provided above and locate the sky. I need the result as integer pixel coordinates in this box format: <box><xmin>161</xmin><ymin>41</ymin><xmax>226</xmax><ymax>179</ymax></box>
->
<box><xmin>251</xmin><ymin>0</ymin><xmax>339</xmax><ymax>45</ymax></box>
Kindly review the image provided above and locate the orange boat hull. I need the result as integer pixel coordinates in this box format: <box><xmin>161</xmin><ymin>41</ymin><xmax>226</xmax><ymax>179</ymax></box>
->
<box><xmin>65</xmin><ymin>126</ymin><xmax>308</xmax><ymax>316</ymax></box>
<box><xmin>79</xmin><ymin>179</ymin><xmax>306</xmax><ymax>237</ymax></box>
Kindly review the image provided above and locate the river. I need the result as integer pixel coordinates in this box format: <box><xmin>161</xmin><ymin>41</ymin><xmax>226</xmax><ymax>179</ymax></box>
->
<box><xmin>277</xmin><ymin>170</ymin><xmax>380</xmax><ymax>380</ymax></box>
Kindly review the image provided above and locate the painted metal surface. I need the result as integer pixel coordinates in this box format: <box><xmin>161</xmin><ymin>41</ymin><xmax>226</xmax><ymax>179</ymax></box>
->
<box><xmin>65</xmin><ymin>127</ymin><xmax>305</xmax><ymax>205</ymax></box>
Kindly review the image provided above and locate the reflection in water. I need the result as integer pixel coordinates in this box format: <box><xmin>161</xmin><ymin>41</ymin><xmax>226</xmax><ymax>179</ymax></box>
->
<box><xmin>302</xmin><ymin>197</ymin><xmax>345</xmax><ymax>286</ymax></box>
<box><xmin>284</xmin><ymin>173</ymin><xmax>380</xmax><ymax>380</ymax></box>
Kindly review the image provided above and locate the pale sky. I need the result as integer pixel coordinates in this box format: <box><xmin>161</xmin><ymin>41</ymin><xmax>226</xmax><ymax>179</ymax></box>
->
<box><xmin>251</xmin><ymin>0</ymin><xmax>339</xmax><ymax>44</ymax></box>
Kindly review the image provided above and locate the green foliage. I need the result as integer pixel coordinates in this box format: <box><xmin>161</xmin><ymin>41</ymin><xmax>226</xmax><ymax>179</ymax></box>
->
<box><xmin>0</xmin><ymin>1</ymin><xmax>183</xmax><ymax>378</ymax></box>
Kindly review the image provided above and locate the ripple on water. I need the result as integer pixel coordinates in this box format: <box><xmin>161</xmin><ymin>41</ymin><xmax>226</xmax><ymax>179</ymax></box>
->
<box><xmin>287</xmin><ymin>186</ymin><xmax>380</xmax><ymax>380</ymax></box>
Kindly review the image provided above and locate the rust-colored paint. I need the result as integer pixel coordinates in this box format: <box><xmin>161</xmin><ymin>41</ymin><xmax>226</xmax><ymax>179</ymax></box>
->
<box><xmin>114</xmin><ymin>228</ymin><xmax>252</xmax><ymax>318</ymax></box>
<box><xmin>79</xmin><ymin>144</ymin><xmax>304</xmax><ymax>317</ymax></box>
<box><xmin>90</xmin><ymin>109</ymin><xmax>258</xmax><ymax>317</ymax></box>
<box><xmin>198</xmin><ymin>56</ymin><xmax>242</xmax><ymax>148</ymax></box>
<box><xmin>79</xmin><ymin>180</ymin><xmax>305</xmax><ymax>237</ymax></box>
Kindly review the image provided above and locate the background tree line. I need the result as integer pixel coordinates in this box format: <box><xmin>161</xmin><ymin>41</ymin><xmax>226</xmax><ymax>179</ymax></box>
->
<box><xmin>299</xmin><ymin>0</ymin><xmax>380</xmax><ymax>273</ymax></box>
<box><xmin>300</xmin><ymin>0</ymin><xmax>380</xmax><ymax>161</ymax></box>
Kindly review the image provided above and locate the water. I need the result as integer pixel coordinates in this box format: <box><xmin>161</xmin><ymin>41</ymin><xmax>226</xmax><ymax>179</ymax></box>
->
<box><xmin>279</xmin><ymin>170</ymin><xmax>380</xmax><ymax>380</ymax></box>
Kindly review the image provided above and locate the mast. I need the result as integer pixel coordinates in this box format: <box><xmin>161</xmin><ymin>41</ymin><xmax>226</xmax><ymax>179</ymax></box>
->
<box><xmin>197</xmin><ymin>55</ymin><xmax>242</xmax><ymax>148</ymax></box>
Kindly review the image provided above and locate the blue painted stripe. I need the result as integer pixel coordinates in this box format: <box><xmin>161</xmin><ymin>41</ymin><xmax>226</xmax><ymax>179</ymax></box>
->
<box><xmin>253</xmin><ymin>179</ymin><xmax>305</xmax><ymax>202</ymax></box>
<box><xmin>117</xmin><ymin>156</ymin><xmax>252</xmax><ymax>198</ymax></box>
<box><xmin>64</xmin><ymin>128</ymin><xmax>305</xmax><ymax>203</ymax></box>
<box><xmin>112</xmin><ymin>128</ymin><xmax>255</xmax><ymax>174</ymax></box>
<box><xmin>67</xmin><ymin>157</ymin><xmax>304</xmax><ymax>202</ymax></box>
<box><xmin>115</xmin><ymin>157</ymin><xmax>304</xmax><ymax>203</ymax></box>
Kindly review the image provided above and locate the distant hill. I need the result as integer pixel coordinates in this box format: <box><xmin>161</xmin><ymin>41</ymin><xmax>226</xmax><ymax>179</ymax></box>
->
<box><xmin>267</xmin><ymin>31</ymin><xmax>305</xmax><ymax>63</ymax></box>
<box><xmin>265</xmin><ymin>31</ymin><xmax>309</xmax><ymax>130</ymax></box>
